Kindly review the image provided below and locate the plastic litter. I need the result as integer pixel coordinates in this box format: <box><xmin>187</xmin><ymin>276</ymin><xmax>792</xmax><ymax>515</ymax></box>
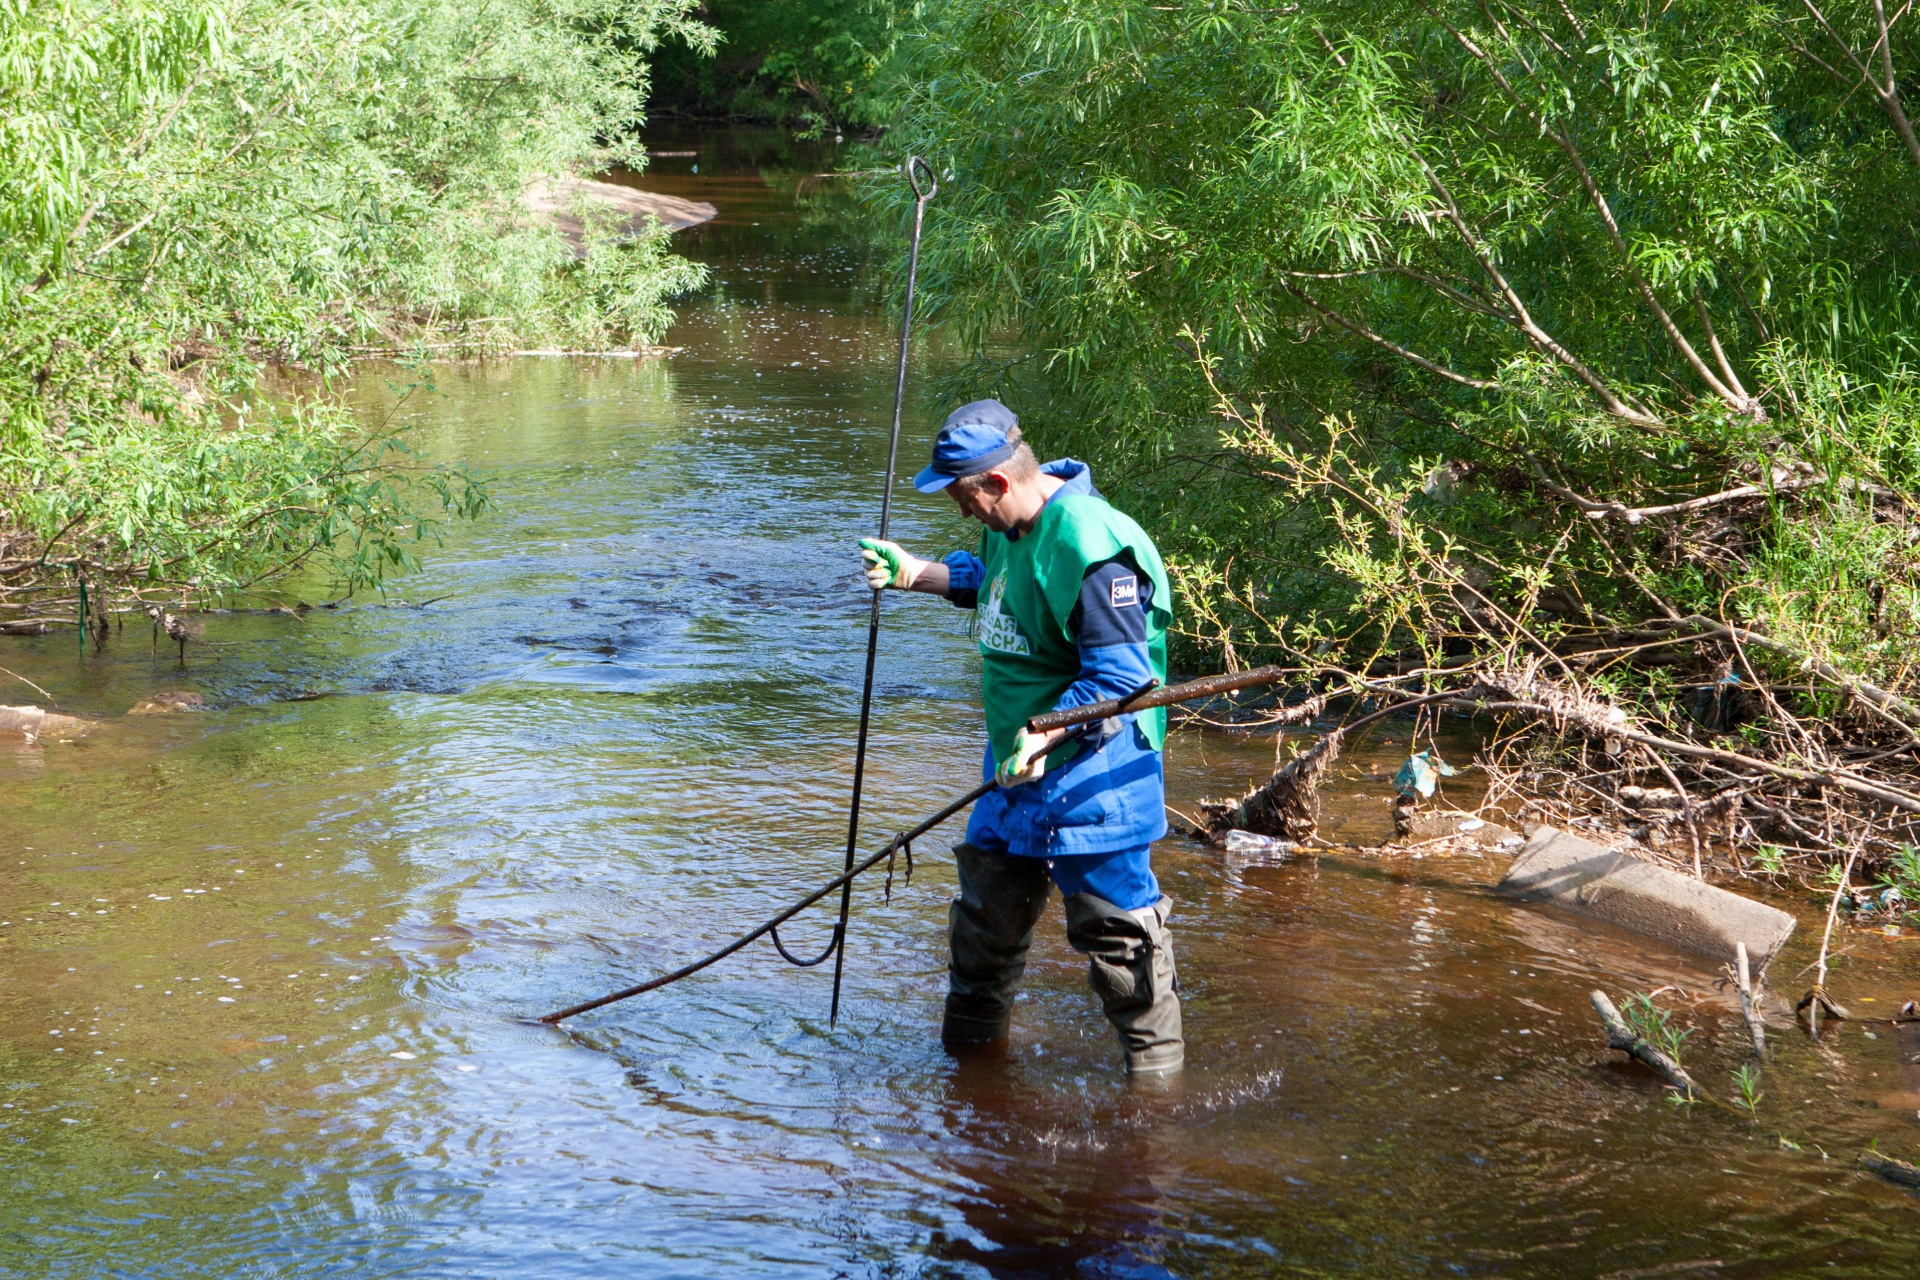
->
<box><xmin>1221</xmin><ymin>830</ymin><xmax>1296</xmax><ymax>857</ymax></box>
<box><xmin>1394</xmin><ymin>751</ymin><xmax>1458</xmax><ymax>798</ymax></box>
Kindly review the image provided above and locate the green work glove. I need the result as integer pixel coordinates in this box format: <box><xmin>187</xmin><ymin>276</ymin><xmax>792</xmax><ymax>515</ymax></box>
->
<box><xmin>994</xmin><ymin>728</ymin><xmax>1052</xmax><ymax>788</ymax></box>
<box><xmin>859</xmin><ymin>538</ymin><xmax>924</xmax><ymax>590</ymax></box>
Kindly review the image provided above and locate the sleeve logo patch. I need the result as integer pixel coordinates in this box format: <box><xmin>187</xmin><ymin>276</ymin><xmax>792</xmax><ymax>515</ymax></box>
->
<box><xmin>1109</xmin><ymin>574</ymin><xmax>1139</xmax><ymax>609</ymax></box>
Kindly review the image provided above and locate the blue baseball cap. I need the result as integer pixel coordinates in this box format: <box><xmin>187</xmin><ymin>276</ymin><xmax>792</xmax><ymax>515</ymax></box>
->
<box><xmin>913</xmin><ymin>399</ymin><xmax>1020</xmax><ymax>493</ymax></box>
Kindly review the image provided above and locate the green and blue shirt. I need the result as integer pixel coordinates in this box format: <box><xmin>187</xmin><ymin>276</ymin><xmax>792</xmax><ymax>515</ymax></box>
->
<box><xmin>943</xmin><ymin>459</ymin><xmax>1173</xmax><ymax>858</ymax></box>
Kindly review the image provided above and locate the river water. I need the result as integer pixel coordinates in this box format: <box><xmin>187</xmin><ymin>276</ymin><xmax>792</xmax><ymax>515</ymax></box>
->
<box><xmin>3</xmin><ymin>129</ymin><xmax>1919</xmax><ymax>1278</ymax></box>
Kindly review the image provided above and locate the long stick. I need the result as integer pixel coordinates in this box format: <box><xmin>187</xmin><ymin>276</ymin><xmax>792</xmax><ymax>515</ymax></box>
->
<box><xmin>828</xmin><ymin>157</ymin><xmax>938</xmax><ymax>1026</ymax></box>
<box><xmin>539</xmin><ymin>776</ymin><xmax>992</xmax><ymax>1025</ymax></box>
<box><xmin>539</xmin><ymin>685</ymin><xmax>1157</xmax><ymax>1026</ymax></box>
<box><xmin>1025</xmin><ymin>665</ymin><xmax>1289</xmax><ymax>732</ymax></box>
<box><xmin>1591</xmin><ymin>990</ymin><xmax>1701</xmax><ymax>1098</ymax></box>
<box><xmin>1802</xmin><ymin>846</ymin><xmax>1858</xmax><ymax>1035</ymax></box>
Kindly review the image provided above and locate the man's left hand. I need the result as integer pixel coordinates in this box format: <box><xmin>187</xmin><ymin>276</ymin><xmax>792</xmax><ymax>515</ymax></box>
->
<box><xmin>994</xmin><ymin>727</ymin><xmax>1061</xmax><ymax>787</ymax></box>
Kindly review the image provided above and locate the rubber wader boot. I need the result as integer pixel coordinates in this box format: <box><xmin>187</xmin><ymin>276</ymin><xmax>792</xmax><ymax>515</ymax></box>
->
<box><xmin>943</xmin><ymin>842</ymin><xmax>1051</xmax><ymax>1045</ymax></box>
<box><xmin>1063</xmin><ymin>892</ymin><xmax>1184</xmax><ymax>1073</ymax></box>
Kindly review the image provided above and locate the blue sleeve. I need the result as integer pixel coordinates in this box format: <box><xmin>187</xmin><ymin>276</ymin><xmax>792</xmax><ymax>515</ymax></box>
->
<box><xmin>943</xmin><ymin>551</ymin><xmax>984</xmax><ymax>610</ymax></box>
<box><xmin>1054</xmin><ymin>557</ymin><xmax>1155</xmax><ymax>713</ymax></box>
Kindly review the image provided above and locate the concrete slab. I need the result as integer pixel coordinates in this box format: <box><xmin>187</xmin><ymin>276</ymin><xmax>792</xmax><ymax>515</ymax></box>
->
<box><xmin>1497</xmin><ymin>826</ymin><xmax>1797</xmax><ymax>973</ymax></box>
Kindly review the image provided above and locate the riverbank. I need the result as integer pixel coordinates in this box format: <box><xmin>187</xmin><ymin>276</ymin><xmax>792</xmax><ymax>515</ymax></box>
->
<box><xmin>1</xmin><ymin>0</ymin><xmax>715</xmax><ymax>637</ymax></box>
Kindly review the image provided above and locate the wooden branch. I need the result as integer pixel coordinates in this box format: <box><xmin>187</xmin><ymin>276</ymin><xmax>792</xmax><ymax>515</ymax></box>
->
<box><xmin>1387</xmin><ymin>124</ymin><xmax>1662</xmax><ymax>426</ymax></box>
<box><xmin>1591</xmin><ymin>990</ymin><xmax>1700</xmax><ymax>1096</ymax></box>
<box><xmin>1443</xmin><ymin>20</ymin><xmax>1762</xmax><ymax>418</ymax></box>
<box><xmin>1459</xmin><ymin>697</ymin><xmax>1920</xmax><ymax>812</ymax></box>
<box><xmin>1281</xmin><ymin>281</ymin><xmax>1498</xmax><ymax>387</ymax></box>
<box><xmin>1736</xmin><ymin>942</ymin><xmax>1767</xmax><ymax>1058</ymax></box>
<box><xmin>1659</xmin><ymin>615</ymin><xmax>1920</xmax><ymax>727</ymax></box>
<box><xmin>1691</xmin><ymin>288</ymin><xmax>1750</xmax><ymax>402</ymax></box>
<box><xmin>1526</xmin><ymin>456</ymin><xmax>1895</xmax><ymax>523</ymax></box>
<box><xmin>1798</xmin><ymin>0</ymin><xmax>1920</xmax><ymax>171</ymax></box>
<box><xmin>1802</xmin><ymin>846</ymin><xmax>1859</xmax><ymax>1036</ymax></box>
<box><xmin>1871</xmin><ymin>0</ymin><xmax>1920</xmax><ymax>171</ymax></box>
<box><xmin>77</xmin><ymin>205</ymin><xmax>163</xmax><ymax>271</ymax></box>
<box><xmin>1861</xmin><ymin>1151</ymin><xmax>1920</xmax><ymax>1188</ymax></box>
<box><xmin>1646</xmin><ymin>744</ymin><xmax>1705</xmax><ymax>877</ymax></box>
<box><xmin>23</xmin><ymin>71</ymin><xmax>203</xmax><ymax>295</ymax></box>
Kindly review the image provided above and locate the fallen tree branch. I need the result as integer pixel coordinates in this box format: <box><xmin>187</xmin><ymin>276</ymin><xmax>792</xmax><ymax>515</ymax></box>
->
<box><xmin>1461</xmin><ymin>698</ymin><xmax>1920</xmax><ymax>813</ymax></box>
<box><xmin>1525</xmin><ymin>452</ymin><xmax>1897</xmax><ymax>523</ymax></box>
<box><xmin>1654</xmin><ymin>616</ymin><xmax>1920</xmax><ymax>729</ymax></box>
<box><xmin>1802</xmin><ymin>846</ymin><xmax>1859</xmax><ymax>1036</ymax></box>
<box><xmin>1590</xmin><ymin>990</ymin><xmax>1700</xmax><ymax>1097</ymax></box>
<box><xmin>1199</xmin><ymin>687</ymin><xmax>1459</xmax><ymax>839</ymax></box>
<box><xmin>1736</xmin><ymin>942</ymin><xmax>1766</xmax><ymax>1059</ymax></box>
<box><xmin>1860</xmin><ymin>1151</ymin><xmax>1920</xmax><ymax>1189</ymax></box>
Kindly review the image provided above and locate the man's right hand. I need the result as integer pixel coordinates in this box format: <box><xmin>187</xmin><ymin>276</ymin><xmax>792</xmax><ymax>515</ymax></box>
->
<box><xmin>859</xmin><ymin>538</ymin><xmax>927</xmax><ymax>590</ymax></box>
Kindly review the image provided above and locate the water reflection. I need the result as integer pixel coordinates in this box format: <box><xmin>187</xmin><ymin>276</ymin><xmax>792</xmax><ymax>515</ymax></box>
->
<box><xmin>932</xmin><ymin>1066</ymin><xmax>1186</xmax><ymax>1279</ymax></box>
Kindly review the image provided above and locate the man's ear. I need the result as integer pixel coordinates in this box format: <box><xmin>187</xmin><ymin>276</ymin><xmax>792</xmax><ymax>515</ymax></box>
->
<box><xmin>984</xmin><ymin>469</ymin><xmax>1015</xmax><ymax>496</ymax></box>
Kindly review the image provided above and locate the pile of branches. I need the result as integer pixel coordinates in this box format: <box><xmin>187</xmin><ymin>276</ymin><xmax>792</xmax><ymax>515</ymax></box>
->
<box><xmin>1175</xmin><ymin>344</ymin><xmax>1920</xmax><ymax>896</ymax></box>
<box><xmin>1201</xmin><ymin>627</ymin><xmax>1920</xmax><ymax>894</ymax></box>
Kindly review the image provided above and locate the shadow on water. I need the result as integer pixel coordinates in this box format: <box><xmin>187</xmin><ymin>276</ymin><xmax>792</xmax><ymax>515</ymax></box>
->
<box><xmin>2</xmin><ymin>127</ymin><xmax>1919</xmax><ymax>1277</ymax></box>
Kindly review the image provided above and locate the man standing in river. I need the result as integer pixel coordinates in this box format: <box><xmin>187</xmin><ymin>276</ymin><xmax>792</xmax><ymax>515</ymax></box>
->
<box><xmin>857</xmin><ymin>399</ymin><xmax>1184</xmax><ymax>1074</ymax></box>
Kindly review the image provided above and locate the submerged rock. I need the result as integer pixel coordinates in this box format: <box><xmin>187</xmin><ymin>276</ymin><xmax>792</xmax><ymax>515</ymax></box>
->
<box><xmin>1396</xmin><ymin>809</ymin><xmax>1523</xmax><ymax>850</ymax></box>
<box><xmin>0</xmin><ymin>705</ymin><xmax>94</xmax><ymax>740</ymax></box>
<box><xmin>127</xmin><ymin>691</ymin><xmax>206</xmax><ymax>715</ymax></box>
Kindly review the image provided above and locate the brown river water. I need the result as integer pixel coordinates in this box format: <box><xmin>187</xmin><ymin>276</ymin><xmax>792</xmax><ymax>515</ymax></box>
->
<box><xmin>3</xmin><ymin>129</ymin><xmax>1919</xmax><ymax>1278</ymax></box>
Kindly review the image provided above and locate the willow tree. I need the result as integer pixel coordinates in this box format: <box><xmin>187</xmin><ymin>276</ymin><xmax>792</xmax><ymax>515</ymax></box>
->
<box><xmin>1</xmin><ymin>0</ymin><xmax>713</xmax><ymax>628</ymax></box>
<box><xmin>886</xmin><ymin>0</ymin><xmax>1920</xmax><ymax>864</ymax></box>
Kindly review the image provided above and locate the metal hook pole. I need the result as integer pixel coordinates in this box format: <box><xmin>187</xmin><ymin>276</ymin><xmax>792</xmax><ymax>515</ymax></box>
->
<box><xmin>828</xmin><ymin>157</ymin><xmax>938</xmax><ymax>1026</ymax></box>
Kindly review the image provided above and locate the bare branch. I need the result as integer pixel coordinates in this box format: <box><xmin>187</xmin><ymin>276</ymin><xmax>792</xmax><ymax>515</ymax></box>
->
<box><xmin>1656</xmin><ymin>614</ymin><xmax>1920</xmax><ymax>727</ymax></box>
<box><xmin>1690</xmin><ymin>289</ymin><xmax>1749</xmax><ymax>402</ymax></box>
<box><xmin>1526</xmin><ymin>457</ymin><xmax>1894</xmax><ymax>523</ymax></box>
<box><xmin>1870</xmin><ymin>0</ymin><xmax>1920</xmax><ymax>170</ymax></box>
<box><xmin>1281</xmin><ymin>280</ymin><xmax>1498</xmax><ymax>387</ymax></box>
<box><xmin>1390</xmin><ymin>127</ymin><xmax>1664</xmax><ymax>426</ymax></box>
<box><xmin>1797</xmin><ymin>0</ymin><xmax>1920</xmax><ymax>171</ymax></box>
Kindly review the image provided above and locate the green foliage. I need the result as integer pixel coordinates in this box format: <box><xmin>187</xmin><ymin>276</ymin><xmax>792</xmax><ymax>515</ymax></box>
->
<box><xmin>883</xmin><ymin>0</ymin><xmax>1920</xmax><ymax>698</ymax></box>
<box><xmin>1623</xmin><ymin>992</ymin><xmax>1690</xmax><ymax>1065</ymax></box>
<box><xmin>1733</xmin><ymin>1062</ymin><xmax>1764</xmax><ymax>1118</ymax></box>
<box><xmin>1</xmin><ymin>0</ymin><xmax>714</xmax><ymax>615</ymax></box>
<box><xmin>651</xmin><ymin>0</ymin><xmax>897</xmax><ymax>132</ymax></box>
<box><xmin>1876</xmin><ymin>844</ymin><xmax>1920</xmax><ymax>919</ymax></box>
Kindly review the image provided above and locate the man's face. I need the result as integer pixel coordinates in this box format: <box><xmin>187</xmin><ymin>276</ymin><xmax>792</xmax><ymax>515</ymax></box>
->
<box><xmin>946</xmin><ymin>471</ymin><xmax>1015</xmax><ymax>531</ymax></box>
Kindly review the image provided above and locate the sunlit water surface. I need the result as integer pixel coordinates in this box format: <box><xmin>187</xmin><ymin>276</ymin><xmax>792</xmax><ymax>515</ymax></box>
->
<box><xmin>3</xmin><ymin>130</ymin><xmax>1919</xmax><ymax>1278</ymax></box>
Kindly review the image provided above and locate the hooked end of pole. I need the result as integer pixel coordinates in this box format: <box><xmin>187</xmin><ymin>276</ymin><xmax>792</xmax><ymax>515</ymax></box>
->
<box><xmin>905</xmin><ymin>155</ymin><xmax>938</xmax><ymax>202</ymax></box>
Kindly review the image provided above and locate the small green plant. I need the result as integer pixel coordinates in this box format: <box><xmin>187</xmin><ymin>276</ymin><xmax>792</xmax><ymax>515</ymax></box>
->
<box><xmin>1754</xmin><ymin>844</ymin><xmax>1788</xmax><ymax>875</ymax></box>
<box><xmin>1733</xmin><ymin>1064</ymin><xmax>1764</xmax><ymax>1118</ymax></box>
<box><xmin>1878</xmin><ymin>844</ymin><xmax>1920</xmax><ymax>910</ymax></box>
<box><xmin>1622</xmin><ymin>993</ymin><xmax>1691</xmax><ymax>1065</ymax></box>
